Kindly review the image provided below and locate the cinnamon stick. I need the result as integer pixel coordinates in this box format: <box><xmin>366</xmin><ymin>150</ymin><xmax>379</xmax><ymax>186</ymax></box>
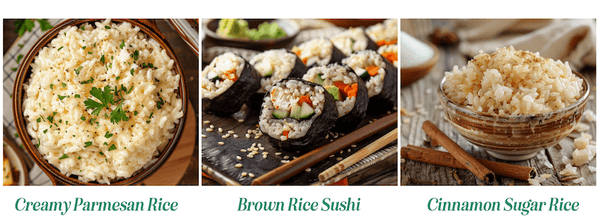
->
<box><xmin>422</xmin><ymin>120</ymin><xmax>496</xmax><ymax>183</ymax></box>
<box><xmin>401</xmin><ymin>145</ymin><xmax>535</xmax><ymax>181</ymax></box>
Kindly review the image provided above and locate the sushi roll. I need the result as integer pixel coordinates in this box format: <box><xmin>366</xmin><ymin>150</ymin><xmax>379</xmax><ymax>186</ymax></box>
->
<box><xmin>291</xmin><ymin>38</ymin><xmax>345</xmax><ymax>68</ymax></box>
<box><xmin>259</xmin><ymin>78</ymin><xmax>338</xmax><ymax>150</ymax></box>
<box><xmin>302</xmin><ymin>64</ymin><xmax>368</xmax><ymax>132</ymax></box>
<box><xmin>366</xmin><ymin>19</ymin><xmax>398</xmax><ymax>47</ymax></box>
<box><xmin>378</xmin><ymin>44</ymin><xmax>398</xmax><ymax>67</ymax></box>
<box><xmin>343</xmin><ymin>50</ymin><xmax>397</xmax><ymax>113</ymax></box>
<box><xmin>250</xmin><ymin>49</ymin><xmax>308</xmax><ymax>93</ymax></box>
<box><xmin>202</xmin><ymin>52</ymin><xmax>261</xmax><ymax>116</ymax></box>
<box><xmin>331</xmin><ymin>27</ymin><xmax>379</xmax><ymax>56</ymax></box>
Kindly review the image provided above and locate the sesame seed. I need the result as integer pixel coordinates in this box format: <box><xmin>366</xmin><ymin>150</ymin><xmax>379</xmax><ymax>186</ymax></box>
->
<box><xmin>206</xmin><ymin>128</ymin><xmax>213</xmax><ymax>132</ymax></box>
<box><xmin>281</xmin><ymin>160</ymin><xmax>289</xmax><ymax>163</ymax></box>
<box><xmin>247</xmin><ymin>155</ymin><xmax>254</xmax><ymax>158</ymax></box>
<box><xmin>238</xmin><ymin>119</ymin><xmax>244</xmax><ymax>122</ymax></box>
<box><xmin>218</xmin><ymin>128</ymin><xmax>223</xmax><ymax>133</ymax></box>
<box><xmin>326</xmin><ymin>135</ymin><xmax>329</xmax><ymax>139</ymax></box>
<box><xmin>257</xmin><ymin>143</ymin><xmax>262</xmax><ymax>147</ymax></box>
<box><xmin>340</xmin><ymin>150</ymin><xmax>343</xmax><ymax>154</ymax></box>
<box><xmin>262</xmin><ymin>152</ymin><xmax>268</xmax><ymax>155</ymax></box>
<box><xmin>259</xmin><ymin>147</ymin><xmax>265</xmax><ymax>150</ymax></box>
<box><xmin>245</xmin><ymin>134</ymin><xmax>251</xmax><ymax>138</ymax></box>
<box><xmin>222</xmin><ymin>134</ymin><xmax>230</xmax><ymax>138</ymax></box>
<box><xmin>228</xmin><ymin>130</ymin><xmax>235</xmax><ymax>134</ymax></box>
<box><xmin>203</xmin><ymin>120</ymin><xmax>210</xmax><ymax>124</ymax></box>
<box><xmin>247</xmin><ymin>130</ymin><xmax>252</xmax><ymax>134</ymax></box>
<box><xmin>249</xmin><ymin>173</ymin><xmax>255</xmax><ymax>178</ymax></box>
<box><xmin>236</xmin><ymin>156</ymin><xmax>242</xmax><ymax>160</ymax></box>
<box><xmin>254</xmin><ymin>136</ymin><xmax>260</xmax><ymax>139</ymax></box>
<box><xmin>275</xmin><ymin>152</ymin><xmax>282</xmax><ymax>156</ymax></box>
<box><xmin>283</xmin><ymin>155</ymin><xmax>289</xmax><ymax>159</ymax></box>
<box><xmin>329</xmin><ymin>155</ymin><xmax>335</xmax><ymax>158</ymax></box>
<box><xmin>233</xmin><ymin>134</ymin><xmax>238</xmax><ymax>138</ymax></box>
<box><xmin>235</xmin><ymin>163</ymin><xmax>242</xmax><ymax>168</ymax></box>
<box><xmin>240</xmin><ymin>149</ymin><xmax>246</xmax><ymax>152</ymax></box>
<box><xmin>330</xmin><ymin>139</ymin><xmax>334</xmax><ymax>142</ymax></box>
<box><xmin>336</xmin><ymin>157</ymin><xmax>343</xmax><ymax>161</ymax></box>
<box><xmin>263</xmin><ymin>155</ymin><xmax>267</xmax><ymax>159</ymax></box>
<box><xmin>348</xmin><ymin>149</ymin><xmax>351</xmax><ymax>152</ymax></box>
<box><xmin>202</xmin><ymin>134</ymin><xmax>207</xmax><ymax>138</ymax></box>
<box><xmin>241</xmin><ymin>172</ymin><xmax>247</xmax><ymax>177</ymax></box>
<box><xmin>351</xmin><ymin>144</ymin><xmax>357</xmax><ymax>147</ymax></box>
<box><xmin>305</xmin><ymin>168</ymin><xmax>311</xmax><ymax>172</ymax></box>
<box><xmin>210</xmin><ymin>125</ymin><xmax>214</xmax><ymax>129</ymax></box>
<box><xmin>218</xmin><ymin>142</ymin><xmax>224</xmax><ymax>145</ymax></box>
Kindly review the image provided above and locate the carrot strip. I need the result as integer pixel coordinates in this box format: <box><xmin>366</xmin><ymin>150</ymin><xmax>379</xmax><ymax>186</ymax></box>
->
<box><xmin>333</xmin><ymin>81</ymin><xmax>348</xmax><ymax>91</ymax></box>
<box><xmin>225</xmin><ymin>69</ymin><xmax>238</xmax><ymax>82</ymax></box>
<box><xmin>297</xmin><ymin>95</ymin><xmax>313</xmax><ymax>106</ymax></box>
<box><xmin>283</xmin><ymin>131</ymin><xmax>289</xmax><ymax>138</ymax></box>
<box><xmin>376</xmin><ymin>39</ymin><xmax>398</xmax><ymax>46</ymax></box>
<box><xmin>366</xmin><ymin>66</ymin><xmax>379</xmax><ymax>76</ymax></box>
<box><xmin>381</xmin><ymin>52</ymin><xmax>397</xmax><ymax>63</ymax></box>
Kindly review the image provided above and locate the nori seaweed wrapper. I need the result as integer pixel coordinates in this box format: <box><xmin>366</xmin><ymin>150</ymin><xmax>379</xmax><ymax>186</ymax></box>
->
<box><xmin>260</xmin><ymin>78</ymin><xmax>338</xmax><ymax>151</ymax></box>
<box><xmin>306</xmin><ymin>42</ymin><xmax>346</xmax><ymax>69</ymax></box>
<box><xmin>365</xmin><ymin>53</ymin><xmax>397</xmax><ymax>114</ymax></box>
<box><xmin>331</xmin><ymin>65</ymin><xmax>369</xmax><ymax>133</ymax></box>
<box><xmin>365</xmin><ymin>32</ymin><xmax>380</xmax><ymax>52</ymax></box>
<box><xmin>249</xmin><ymin>49</ymin><xmax>309</xmax><ymax>109</ymax></box>
<box><xmin>202</xmin><ymin>55</ymin><xmax>261</xmax><ymax>116</ymax></box>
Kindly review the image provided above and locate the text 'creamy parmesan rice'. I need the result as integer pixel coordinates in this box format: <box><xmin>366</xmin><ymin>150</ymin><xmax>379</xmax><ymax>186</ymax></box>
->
<box><xmin>23</xmin><ymin>20</ymin><xmax>183</xmax><ymax>184</ymax></box>
<box><xmin>443</xmin><ymin>46</ymin><xmax>583</xmax><ymax>116</ymax></box>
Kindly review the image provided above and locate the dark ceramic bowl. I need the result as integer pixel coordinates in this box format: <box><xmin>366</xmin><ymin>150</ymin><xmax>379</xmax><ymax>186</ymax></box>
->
<box><xmin>203</xmin><ymin>19</ymin><xmax>299</xmax><ymax>51</ymax></box>
<box><xmin>12</xmin><ymin>19</ymin><xmax>188</xmax><ymax>185</ymax></box>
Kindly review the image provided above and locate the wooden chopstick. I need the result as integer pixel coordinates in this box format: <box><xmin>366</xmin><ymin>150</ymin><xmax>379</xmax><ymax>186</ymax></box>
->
<box><xmin>318</xmin><ymin>128</ymin><xmax>398</xmax><ymax>182</ymax></box>
<box><xmin>251</xmin><ymin>112</ymin><xmax>398</xmax><ymax>185</ymax></box>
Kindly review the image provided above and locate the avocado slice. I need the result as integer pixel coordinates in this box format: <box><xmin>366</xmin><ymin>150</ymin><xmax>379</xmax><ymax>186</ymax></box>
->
<box><xmin>299</xmin><ymin>102</ymin><xmax>315</xmax><ymax>119</ymax></box>
<box><xmin>326</xmin><ymin>86</ymin><xmax>341</xmax><ymax>101</ymax></box>
<box><xmin>290</xmin><ymin>103</ymin><xmax>302</xmax><ymax>120</ymax></box>
<box><xmin>272</xmin><ymin>109</ymin><xmax>289</xmax><ymax>119</ymax></box>
<box><xmin>263</xmin><ymin>70</ymin><xmax>273</xmax><ymax>77</ymax></box>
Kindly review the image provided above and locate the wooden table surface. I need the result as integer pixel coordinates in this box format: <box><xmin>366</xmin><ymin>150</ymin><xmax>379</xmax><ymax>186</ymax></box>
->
<box><xmin>400</xmin><ymin>21</ymin><xmax>596</xmax><ymax>186</ymax></box>
<box><xmin>3</xmin><ymin>19</ymin><xmax>199</xmax><ymax>185</ymax></box>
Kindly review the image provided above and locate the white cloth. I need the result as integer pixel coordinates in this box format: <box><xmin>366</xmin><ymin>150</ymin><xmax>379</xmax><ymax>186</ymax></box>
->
<box><xmin>457</xmin><ymin>19</ymin><xmax>596</xmax><ymax>71</ymax></box>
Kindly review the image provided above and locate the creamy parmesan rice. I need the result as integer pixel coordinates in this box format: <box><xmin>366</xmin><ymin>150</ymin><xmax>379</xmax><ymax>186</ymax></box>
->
<box><xmin>443</xmin><ymin>46</ymin><xmax>583</xmax><ymax>116</ymax></box>
<box><xmin>23</xmin><ymin>19</ymin><xmax>183</xmax><ymax>184</ymax></box>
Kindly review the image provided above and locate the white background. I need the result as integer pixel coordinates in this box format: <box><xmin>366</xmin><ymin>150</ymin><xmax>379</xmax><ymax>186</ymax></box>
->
<box><xmin>1</xmin><ymin>0</ymin><xmax>598</xmax><ymax>222</ymax></box>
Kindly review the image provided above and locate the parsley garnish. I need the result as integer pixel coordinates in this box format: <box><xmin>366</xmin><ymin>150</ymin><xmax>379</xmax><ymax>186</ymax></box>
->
<box><xmin>127</xmin><ymin>86</ymin><xmax>134</xmax><ymax>94</ymax></box>
<box><xmin>103</xmin><ymin>142</ymin><xmax>108</xmax><ymax>146</ymax></box>
<box><xmin>80</xmin><ymin>77</ymin><xmax>94</xmax><ymax>84</ymax></box>
<box><xmin>131</xmin><ymin>50</ymin><xmax>139</xmax><ymax>61</ymax></box>
<box><xmin>84</xmin><ymin>86</ymin><xmax>113</xmax><ymax>116</ymax></box>
<box><xmin>37</xmin><ymin>117</ymin><xmax>42</xmax><ymax>123</ymax></box>
<box><xmin>104</xmin><ymin>131</ymin><xmax>113</xmax><ymax>138</ymax></box>
<box><xmin>43</xmin><ymin>129</ymin><xmax>48</xmax><ymax>134</ymax></box>
<box><xmin>58</xmin><ymin>95</ymin><xmax>67</xmax><ymax>100</ymax></box>
<box><xmin>47</xmin><ymin>112</ymin><xmax>57</xmax><ymax>123</ymax></box>
<box><xmin>81</xmin><ymin>46</ymin><xmax>86</xmax><ymax>50</ymax></box>
<box><xmin>74</xmin><ymin>66</ymin><xmax>83</xmax><ymax>75</ymax></box>
<box><xmin>11</xmin><ymin>68</ymin><xmax>17</xmax><ymax>71</ymax></box>
<box><xmin>110</xmin><ymin>102</ymin><xmax>129</xmax><ymax>124</ymax></box>
<box><xmin>104</xmin><ymin>25</ymin><xmax>111</xmax><ymax>29</ymax></box>
<box><xmin>78</xmin><ymin>156</ymin><xmax>81</xmax><ymax>160</ymax></box>
<box><xmin>157</xmin><ymin>97</ymin><xmax>165</xmax><ymax>109</ymax></box>
<box><xmin>80</xmin><ymin>26</ymin><xmax>85</xmax><ymax>30</ymax></box>
<box><xmin>84</xmin><ymin>141</ymin><xmax>93</xmax><ymax>147</ymax></box>
<box><xmin>74</xmin><ymin>94</ymin><xmax>81</xmax><ymax>98</ymax></box>
<box><xmin>50</xmin><ymin>84</ymin><xmax>54</xmax><ymax>90</ymax></box>
<box><xmin>61</xmin><ymin>82</ymin><xmax>67</xmax><ymax>88</ymax></box>
<box><xmin>93</xmin><ymin>42</ymin><xmax>96</xmax><ymax>48</ymax></box>
<box><xmin>14</xmin><ymin>19</ymin><xmax>52</xmax><ymax>36</ymax></box>
<box><xmin>134</xmin><ymin>111</ymin><xmax>138</xmax><ymax>116</ymax></box>
<box><xmin>80</xmin><ymin>115</ymin><xmax>86</xmax><ymax>121</ymax></box>
<box><xmin>116</xmin><ymin>76</ymin><xmax>120</xmax><ymax>81</ymax></box>
<box><xmin>14</xmin><ymin>133</ymin><xmax>19</xmax><ymax>138</ymax></box>
<box><xmin>18</xmin><ymin>44</ymin><xmax>23</xmax><ymax>48</ymax></box>
<box><xmin>100</xmin><ymin>55</ymin><xmax>105</xmax><ymax>64</ymax></box>
<box><xmin>88</xmin><ymin>52</ymin><xmax>92</xmax><ymax>54</ymax></box>
<box><xmin>16</xmin><ymin>54</ymin><xmax>24</xmax><ymax>64</ymax></box>
<box><xmin>120</xmin><ymin>40</ymin><xmax>125</xmax><ymax>49</ymax></box>
<box><xmin>57</xmin><ymin>46</ymin><xmax>63</xmax><ymax>51</ymax></box>
<box><xmin>130</xmin><ymin>68</ymin><xmax>134</xmax><ymax>76</ymax></box>
<box><xmin>59</xmin><ymin>154</ymin><xmax>69</xmax><ymax>160</ymax></box>
<box><xmin>108</xmin><ymin>144</ymin><xmax>117</xmax><ymax>151</ymax></box>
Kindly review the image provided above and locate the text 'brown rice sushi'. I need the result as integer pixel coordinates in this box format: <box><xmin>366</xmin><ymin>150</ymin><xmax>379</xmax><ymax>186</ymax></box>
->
<box><xmin>259</xmin><ymin>78</ymin><xmax>338</xmax><ymax>150</ymax></box>
<box><xmin>302</xmin><ymin>64</ymin><xmax>368</xmax><ymax>132</ymax></box>
<box><xmin>202</xmin><ymin>52</ymin><xmax>261</xmax><ymax>116</ymax></box>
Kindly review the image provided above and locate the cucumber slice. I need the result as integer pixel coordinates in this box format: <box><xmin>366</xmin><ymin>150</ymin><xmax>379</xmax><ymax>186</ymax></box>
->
<box><xmin>207</xmin><ymin>70</ymin><xmax>219</xmax><ymax>80</ymax></box>
<box><xmin>290</xmin><ymin>103</ymin><xmax>302</xmax><ymax>120</ymax></box>
<box><xmin>263</xmin><ymin>70</ymin><xmax>273</xmax><ymax>77</ymax></box>
<box><xmin>354</xmin><ymin>67</ymin><xmax>368</xmax><ymax>77</ymax></box>
<box><xmin>314</xmin><ymin>74</ymin><xmax>325</xmax><ymax>85</ymax></box>
<box><xmin>272</xmin><ymin>109</ymin><xmax>289</xmax><ymax>119</ymax></box>
<box><xmin>299</xmin><ymin>102</ymin><xmax>315</xmax><ymax>119</ymax></box>
<box><xmin>326</xmin><ymin>86</ymin><xmax>341</xmax><ymax>101</ymax></box>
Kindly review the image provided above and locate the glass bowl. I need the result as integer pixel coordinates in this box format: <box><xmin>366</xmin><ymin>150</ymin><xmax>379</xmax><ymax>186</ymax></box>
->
<box><xmin>437</xmin><ymin>71</ymin><xmax>589</xmax><ymax>161</ymax></box>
